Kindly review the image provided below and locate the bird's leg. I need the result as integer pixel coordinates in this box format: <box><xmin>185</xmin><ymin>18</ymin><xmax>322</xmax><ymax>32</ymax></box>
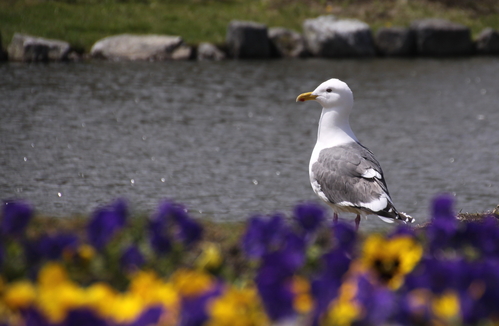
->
<box><xmin>355</xmin><ymin>215</ymin><xmax>361</xmax><ymax>231</ymax></box>
<box><xmin>333</xmin><ymin>213</ymin><xmax>338</xmax><ymax>225</ymax></box>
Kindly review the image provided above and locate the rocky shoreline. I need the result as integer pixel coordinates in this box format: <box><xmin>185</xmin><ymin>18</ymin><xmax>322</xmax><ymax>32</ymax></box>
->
<box><xmin>2</xmin><ymin>15</ymin><xmax>499</xmax><ymax>62</ymax></box>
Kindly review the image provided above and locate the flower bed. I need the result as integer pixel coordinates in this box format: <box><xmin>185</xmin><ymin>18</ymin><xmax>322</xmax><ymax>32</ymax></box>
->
<box><xmin>1</xmin><ymin>195</ymin><xmax>498</xmax><ymax>325</ymax></box>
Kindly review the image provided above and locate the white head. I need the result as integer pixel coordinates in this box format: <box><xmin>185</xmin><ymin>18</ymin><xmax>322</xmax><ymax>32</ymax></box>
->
<box><xmin>296</xmin><ymin>78</ymin><xmax>354</xmax><ymax>110</ymax></box>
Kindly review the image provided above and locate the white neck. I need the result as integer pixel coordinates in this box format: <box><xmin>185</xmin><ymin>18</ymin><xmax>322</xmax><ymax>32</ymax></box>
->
<box><xmin>309</xmin><ymin>106</ymin><xmax>358</xmax><ymax>174</ymax></box>
<box><xmin>316</xmin><ymin>107</ymin><xmax>358</xmax><ymax>148</ymax></box>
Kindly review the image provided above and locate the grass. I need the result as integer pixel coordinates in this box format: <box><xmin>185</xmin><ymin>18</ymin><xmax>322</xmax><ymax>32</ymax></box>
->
<box><xmin>1</xmin><ymin>0</ymin><xmax>499</xmax><ymax>52</ymax></box>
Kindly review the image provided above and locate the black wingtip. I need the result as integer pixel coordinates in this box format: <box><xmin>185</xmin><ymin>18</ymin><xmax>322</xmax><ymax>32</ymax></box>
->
<box><xmin>398</xmin><ymin>212</ymin><xmax>415</xmax><ymax>224</ymax></box>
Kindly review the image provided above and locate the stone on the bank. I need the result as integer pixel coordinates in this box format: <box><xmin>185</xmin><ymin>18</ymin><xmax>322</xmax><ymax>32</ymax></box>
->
<box><xmin>410</xmin><ymin>19</ymin><xmax>473</xmax><ymax>56</ymax></box>
<box><xmin>7</xmin><ymin>33</ymin><xmax>71</xmax><ymax>62</ymax></box>
<box><xmin>268</xmin><ymin>27</ymin><xmax>307</xmax><ymax>58</ymax></box>
<box><xmin>226</xmin><ymin>20</ymin><xmax>271</xmax><ymax>59</ymax></box>
<box><xmin>90</xmin><ymin>34</ymin><xmax>186</xmax><ymax>61</ymax></box>
<box><xmin>303</xmin><ymin>15</ymin><xmax>375</xmax><ymax>57</ymax></box>
<box><xmin>197</xmin><ymin>42</ymin><xmax>226</xmax><ymax>61</ymax></box>
<box><xmin>171</xmin><ymin>45</ymin><xmax>193</xmax><ymax>60</ymax></box>
<box><xmin>0</xmin><ymin>33</ymin><xmax>7</xmax><ymax>61</ymax></box>
<box><xmin>475</xmin><ymin>28</ymin><xmax>499</xmax><ymax>55</ymax></box>
<box><xmin>375</xmin><ymin>27</ymin><xmax>416</xmax><ymax>56</ymax></box>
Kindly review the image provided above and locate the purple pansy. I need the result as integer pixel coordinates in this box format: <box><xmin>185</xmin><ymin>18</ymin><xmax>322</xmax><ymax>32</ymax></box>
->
<box><xmin>179</xmin><ymin>283</ymin><xmax>223</xmax><ymax>326</ymax></box>
<box><xmin>149</xmin><ymin>229</ymin><xmax>172</xmax><ymax>255</ymax></box>
<box><xmin>176</xmin><ymin>214</ymin><xmax>203</xmax><ymax>247</ymax></box>
<box><xmin>427</xmin><ymin>195</ymin><xmax>458</xmax><ymax>254</ymax></box>
<box><xmin>242</xmin><ymin>213</ymin><xmax>288</xmax><ymax>259</ymax></box>
<box><xmin>460</xmin><ymin>216</ymin><xmax>499</xmax><ymax>258</ymax></box>
<box><xmin>459</xmin><ymin>259</ymin><xmax>499</xmax><ymax>324</ymax></box>
<box><xmin>149</xmin><ymin>200</ymin><xmax>203</xmax><ymax>254</ymax></box>
<box><xmin>130</xmin><ymin>306</ymin><xmax>163</xmax><ymax>326</ymax></box>
<box><xmin>355</xmin><ymin>275</ymin><xmax>395</xmax><ymax>325</ymax></box>
<box><xmin>120</xmin><ymin>245</ymin><xmax>145</xmax><ymax>271</ymax></box>
<box><xmin>406</xmin><ymin>257</ymin><xmax>464</xmax><ymax>294</ymax></box>
<box><xmin>293</xmin><ymin>202</ymin><xmax>325</xmax><ymax>236</ymax></box>
<box><xmin>87</xmin><ymin>199</ymin><xmax>128</xmax><ymax>250</ymax></box>
<box><xmin>256</xmin><ymin>250</ymin><xmax>299</xmax><ymax>321</ymax></box>
<box><xmin>23</xmin><ymin>239</ymin><xmax>43</xmax><ymax>267</ymax></box>
<box><xmin>1</xmin><ymin>200</ymin><xmax>33</xmax><ymax>237</ymax></box>
<box><xmin>311</xmin><ymin>248</ymin><xmax>352</xmax><ymax>325</ymax></box>
<box><xmin>22</xmin><ymin>308</ymin><xmax>50</xmax><ymax>326</ymax></box>
<box><xmin>39</xmin><ymin>233</ymin><xmax>79</xmax><ymax>260</ymax></box>
<box><xmin>63</xmin><ymin>309</ymin><xmax>108</xmax><ymax>326</ymax></box>
<box><xmin>332</xmin><ymin>221</ymin><xmax>356</xmax><ymax>255</ymax></box>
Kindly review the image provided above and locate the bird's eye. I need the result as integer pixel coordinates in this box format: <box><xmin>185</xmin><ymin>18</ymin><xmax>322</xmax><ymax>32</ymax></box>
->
<box><xmin>326</xmin><ymin>88</ymin><xmax>332</xmax><ymax>93</ymax></box>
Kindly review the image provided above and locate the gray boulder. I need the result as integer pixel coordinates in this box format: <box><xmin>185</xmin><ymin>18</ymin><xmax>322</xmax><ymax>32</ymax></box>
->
<box><xmin>375</xmin><ymin>27</ymin><xmax>416</xmax><ymax>56</ymax></box>
<box><xmin>303</xmin><ymin>15</ymin><xmax>375</xmax><ymax>57</ymax></box>
<box><xmin>197</xmin><ymin>42</ymin><xmax>226</xmax><ymax>61</ymax></box>
<box><xmin>268</xmin><ymin>27</ymin><xmax>307</xmax><ymax>58</ymax></box>
<box><xmin>7</xmin><ymin>33</ymin><xmax>71</xmax><ymax>62</ymax></box>
<box><xmin>226</xmin><ymin>20</ymin><xmax>271</xmax><ymax>59</ymax></box>
<box><xmin>410</xmin><ymin>19</ymin><xmax>473</xmax><ymax>56</ymax></box>
<box><xmin>475</xmin><ymin>28</ymin><xmax>499</xmax><ymax>55</ymax></box>
<box><xmin>90</xmin><ymin>34</ymin><xmax>187</xmax><ymax>61</ymax></box>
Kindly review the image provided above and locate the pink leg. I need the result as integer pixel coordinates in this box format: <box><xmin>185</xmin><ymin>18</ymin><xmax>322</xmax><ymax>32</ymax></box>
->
<box><xmin>355</xmin><ymin>215</ymin><xmax>361</xmax><ymax>231</ymax></box>
<box><xmin>333</xmin><ymin>213</ymin><xmax>338</xmax><ymax>225</ymax></box>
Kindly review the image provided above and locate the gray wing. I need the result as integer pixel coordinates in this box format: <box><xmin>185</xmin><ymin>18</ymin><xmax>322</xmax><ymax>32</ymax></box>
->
<box><xmin>311</xmin><ymin>142</ymin><xmax>399</xmax><ymax>218</ymax></box>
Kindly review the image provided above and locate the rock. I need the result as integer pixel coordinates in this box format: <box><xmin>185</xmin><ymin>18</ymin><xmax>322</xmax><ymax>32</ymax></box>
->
<box><xmin>0</xmin><ymin>34</ymin><xmax>7</xmax><ymax>61</ymax></box>
<box><xmin>197</xmin><ymin>42</ymin><xmax>226</xmax><ymax>61</ymax></box>
<box><xmin>410</xmin><ymin>19</ymin><xmax>473</xmax><ymax>56</ymax></box>
<box><xmin>226</xmin><ymin>20</ymin><xmax>271</xmax><ymax>59</ymax></box>
<box><xmin>7</xmin><ymin>33</ymin><xmax>71</xmax><ymax>62</ymax></box>
<box><xmin>90</xmin><ymin>34</ymin><xmax>186</xmax><ymax>61</ymax></box>
<box><xmin>268</xmin><ymin>27</ymin><xmax>308</xmax><ymax>58</ymax></box>
<box><xmin>375</xmin><ymin>27</ymin><xmax>416</xmax><ymax>56</ymax></box>
<box><xmin>475</xmin><ymin>28</ymin><xmax>499</xmax><ymax>55</ymax></box>
<box><xmin>171</xmin><ymin>45</ymin><xmax>194</xmax><ymax>60</ymax></box>
<box><xmin>303</xmin><ymin>15</ymin><xmax>376</xmax><ymax>57</ymax></box>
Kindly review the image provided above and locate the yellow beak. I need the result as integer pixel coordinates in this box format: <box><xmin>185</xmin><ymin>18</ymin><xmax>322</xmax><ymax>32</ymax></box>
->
<box><xmin>296</xmin><ymin>92</ymin><xmax>318</xmax><ymax>102</ymax></box>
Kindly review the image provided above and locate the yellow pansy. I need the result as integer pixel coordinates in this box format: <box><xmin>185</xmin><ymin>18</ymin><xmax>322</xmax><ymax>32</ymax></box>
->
<box><xmin>36</xmin><ymin>280</ymin><xmax>85</xmax><ymax>323</ymax></box>
<box><xmin>129</xmin><ymin>270</ymin><xmax>179</xmax><ymax>311</ymax></box>
<box><xmin>77</xmin><ymin>244</ymin><xmax>96</xmax><ymax>262</ymax></box>
<box><xmin>171</xmin><ymin>268</ymin><xmax>215</xmax><ymax>298</ymax></box>
<box><xmin>432</xmin><ymin>291</ymin><xmax>460</xmax><ymax>322</ymax></box>
<box><xmin>206</xmin><ymin>286</ymin><xmax>269</xmax><ymax>326</ymax></box>
<box><xmin>107</xmin><ymin>293</ymin><xmax>145</xmax><ymax>323</ymax></box>
<box><xmin>361</xmin><ymin>235</ymin><xmax>423</xmax><ymax>289</ymax></box>
<box><xmin>322</xmin><ymin>280</ymin><xmax>360</xmax><ymax>326</ymax></box>
<box><xmin>196</xmin><ymin>242</ymin><xmax>223</xmax><ymax>272</ymax></box>
<box><xmin>3</xmin><ymin>280</ymin><xmax>36</xmax><ymax>310</ymax></box>
<box><xmin>38</xmin><ymin>262</ymin><xmax>69</xmax><ymax>288</ymax></box>
<box><xmin>291</xmin><ymin>276</ymin><xmax>313</xmax><ymax>314</ymax></box>
<box><xmin>84</xmin><ymin>282</ymin><xmax>118</xmax><ymax>317</ymax></box>
<box><xmin>129</xmin><ymin>270</ymin><xmax>161</xmax><ymax>299</ymax></box>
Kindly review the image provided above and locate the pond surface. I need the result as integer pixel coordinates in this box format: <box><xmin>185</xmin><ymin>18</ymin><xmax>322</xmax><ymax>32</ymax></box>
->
<box><xmin>1</xmin><ymin>58</ymin><xmax>498</xmax><ymax>231</ymax></box>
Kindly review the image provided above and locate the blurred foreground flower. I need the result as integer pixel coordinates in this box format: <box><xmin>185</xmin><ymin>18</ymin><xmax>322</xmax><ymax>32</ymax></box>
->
<box><xmin>1</xmin><ymin>200</ymin><xmax>33</xmax><ymax>237</ymax></box>
<box><xmin>120</xmin><ymin>245</ymin><xmax>145</xmax><ymax>272</ymax></box>
<box><xmin>361</xmin><ymin>233</ymin><xmax>423</xmax><ymax>289</ymax></box>
<box><xmin>2</xmin><ymin>194</ymin><xmax>499</xmax><ymax>326</ymax></box>
<box><xmin>207</xmin><ymin>287</ymin><xmax>269</xmax><ymax>326</ymax></box>
<box><xmin>149</xmin><ymin>200</ymin><xmax>203</xmax><ymax>255</ymax></box>
<box><xmin>293</xmin><ymin>202</ymin><xmax>325</xmax><ymax>237</ymax></box>
<box><xmin>196</xmin><ymin>242</ymin><xmax>223</xmax><ymax>272</ymax></box>
<box><xmin>87</xmin><ymin>198</ymin><xmax>128</xmax><ymax>250</ymax></box>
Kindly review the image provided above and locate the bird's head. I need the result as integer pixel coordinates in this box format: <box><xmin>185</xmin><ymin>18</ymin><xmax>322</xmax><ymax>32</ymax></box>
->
<box><xmin>296</xmin><ymin>78</ymin><xmax>353</xmax><ymax>110</ymax></box>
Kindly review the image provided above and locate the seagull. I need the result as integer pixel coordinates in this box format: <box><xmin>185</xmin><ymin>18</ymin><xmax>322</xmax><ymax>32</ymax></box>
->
<box><xmin>296</xmin><ymin>78</ymin><xmax>413</xmax><ymax>230</ymax></box>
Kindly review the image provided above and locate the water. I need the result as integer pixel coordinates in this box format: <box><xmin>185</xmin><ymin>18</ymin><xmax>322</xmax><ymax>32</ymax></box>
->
<box><xmin>1</xmin><ymin>58</ymin><xmax>498</xmax><ymax>231</ymax></box>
